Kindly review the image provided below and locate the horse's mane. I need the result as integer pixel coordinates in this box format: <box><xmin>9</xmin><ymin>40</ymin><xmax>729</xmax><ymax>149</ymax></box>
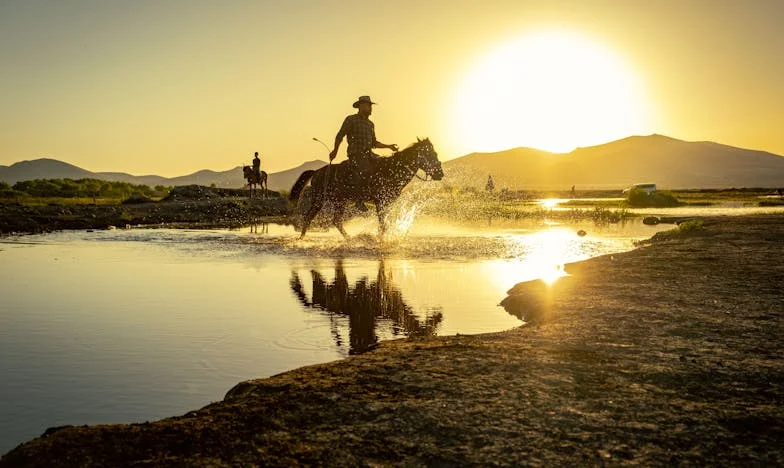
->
<box><xmin>400</xmin><ymin>138</ymin><xmax>430</xmax><ymax>153</ymax></box>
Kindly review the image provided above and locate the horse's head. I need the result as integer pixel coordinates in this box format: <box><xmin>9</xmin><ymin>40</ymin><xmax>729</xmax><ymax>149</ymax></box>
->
<box><xmin>242</xmin><ymin>165</ymin><xmax>251</xmax><ymax>177</ymax></box>
<box><xmin>413</xmin><ymin>138</ymin><xmax>444</xmax><ymax>181</ymax></box>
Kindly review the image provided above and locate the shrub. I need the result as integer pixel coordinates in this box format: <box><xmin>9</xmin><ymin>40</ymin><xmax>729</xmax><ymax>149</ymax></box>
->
<box><xmin>624</xmin><ymin>188</ymin><xmax>680</xmax><ymax>208</ymax></box>
<box><xmin>759</xmin><ymin>199</ymin><xmax>784</xmax><ymax>207</ymax></box>
<box><xmin>676</xmin><ymin>219</ymin><xmax>704</xmax><ymax>233</ymax></box>
<box><xmin>122</xmin><ymin>193</ymin><xmax>154</xmax><ymax>204</ymax></box>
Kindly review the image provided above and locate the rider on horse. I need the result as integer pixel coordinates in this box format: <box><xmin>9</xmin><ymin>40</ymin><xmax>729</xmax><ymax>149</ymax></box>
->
<box><xmin>252</xmin><ymin>152</ymin><xmax>261</xmax><ymax>180</ymax></box>
<box><xmin>328</xmin><ymin>95</ymin><xmax>398</xmax><ymax>211</ymax></box>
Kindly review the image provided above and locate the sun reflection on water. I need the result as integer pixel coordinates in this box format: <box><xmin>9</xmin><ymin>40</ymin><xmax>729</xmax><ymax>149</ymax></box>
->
<box><xmin>485</xmin><ymin>228</ymin><xmax>578</xmax><ymax>294</ymax></box>
<box><xmin>539</xmin><ymin>198</ymin><xmax>563</xmax><ymax>209</ymax></box>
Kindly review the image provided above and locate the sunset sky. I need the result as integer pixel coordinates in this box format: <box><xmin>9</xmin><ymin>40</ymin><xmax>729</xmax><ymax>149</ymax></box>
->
<box><xmin>1</xmin><ymin>0</ymin><xmax>782</xmax><ymax>176</ymax></box>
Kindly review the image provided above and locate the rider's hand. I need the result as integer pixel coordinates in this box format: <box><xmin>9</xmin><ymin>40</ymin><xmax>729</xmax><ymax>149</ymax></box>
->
<box><xmin>389</xmin><ymin>144</ymin><xmax>399</xmax><ymax>152</ymax></box>
<box><xmin>329</xmin><ymin>149</ymin><xmax>337</xmax><ymax>161</ymax></box>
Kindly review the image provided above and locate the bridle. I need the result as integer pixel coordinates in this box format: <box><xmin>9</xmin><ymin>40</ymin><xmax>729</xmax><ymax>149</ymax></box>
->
<box><xmin>412</xmin><ymin>145</ymin><xmax>438</xmax><ymax>181</ymax></box>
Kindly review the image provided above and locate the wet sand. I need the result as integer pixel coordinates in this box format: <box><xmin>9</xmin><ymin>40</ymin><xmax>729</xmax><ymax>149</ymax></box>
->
<box><xmin>2</xmin><ymin>215</ymin><xmax>783</xmax><ymax>466</ymax></box>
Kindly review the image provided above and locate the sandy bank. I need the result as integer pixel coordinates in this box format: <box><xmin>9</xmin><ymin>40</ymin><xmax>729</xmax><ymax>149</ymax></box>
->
<box><xmin>2</xmin><ymin>215</ymin><xmax>783</xmax><ymax>466</ymax></box>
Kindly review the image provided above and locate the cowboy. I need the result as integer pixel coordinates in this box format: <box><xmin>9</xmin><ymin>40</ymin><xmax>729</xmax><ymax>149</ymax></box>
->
<box><xmin>329</xmin><ymin>95</ymin><xmax>398</xmax><ymax>211</ymax></box>
<box><xmin>252</xmin><ymin>152</ymin><xmax>261</xmax><ymax>179</ymax></box>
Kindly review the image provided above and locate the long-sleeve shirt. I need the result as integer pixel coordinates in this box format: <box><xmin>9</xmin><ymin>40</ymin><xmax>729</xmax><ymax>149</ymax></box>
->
<box><xmin>336</xmin><ymin>114</ymin><xmax>375</xmax><ymax>158</ymax></box>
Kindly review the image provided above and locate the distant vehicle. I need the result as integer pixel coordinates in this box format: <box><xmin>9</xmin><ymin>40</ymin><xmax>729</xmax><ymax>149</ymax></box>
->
<box><xmin>623</xmin><ymin>183</ymin><xmax>657</xmax><ymax>195</ymax></box>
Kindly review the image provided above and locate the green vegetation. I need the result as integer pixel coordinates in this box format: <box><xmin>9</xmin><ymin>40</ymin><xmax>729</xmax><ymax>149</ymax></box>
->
<box><xmin>759</xmin><ymin>199</ymin><xmax>784</xmax><ymax>206</ymax></box>
<box><xmin>0</xmin><ymin>181</ymin><xmax>16</xmax><ymax>198</ymax></box>
<box><xmin>636</xmin><ymin>219</ymin><xmax>706</xmax><ymax>246</ymax></box>
<box><xmin>672</xmin><ymin>188</ymin><xmax>780</xmax><ymax>206</ymax></box>
<box><xmin>558</xmin><ymin>199</ymin><xmax>623</xmax><ymax>208</ymax></box>
<box><xmin>675</xmin><ymin>219</ymin><xmax>704</xmax><ymax>233</ymax></box>
<box><xmin>623</xmin><ymin>188</ymin><xmax>681</xmax><ymax>208</ymax></box>
<box><xmin>4</xmin><ymin>197</ymin><xmax>125</xmax><ymax>207</ymax></box>
<box><xmin>419</xmin><ymin>189</ymin><xmax>631</xmax><ymax>224</ymax></box>
<box><xmin>0</xmin><ymin>178</ymin><xmax>171</xmax><ymax>203</ymax></box>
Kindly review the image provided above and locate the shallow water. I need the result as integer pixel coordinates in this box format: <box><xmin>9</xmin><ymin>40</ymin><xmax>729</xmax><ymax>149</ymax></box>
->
<box><xmin>0</xmin><ymin>218</ymin><xmax>668</xmax><ymax>453</ymax></box>
<box><xmin>544</xmin><ymin>197</ymin><xmax>784</xmax><ymax>217</ymax></box>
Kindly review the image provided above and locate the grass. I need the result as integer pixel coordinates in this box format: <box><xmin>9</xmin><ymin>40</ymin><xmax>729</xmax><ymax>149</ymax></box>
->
<box><xmin>419</xmin><ymin>193</ymin><xmax>631</xmax><ymax>224</ymax></box>
<box><xmin>675</xmin><ymin>219</ymin><xmax>705</xmax><ymax>233</ymax></box>
<box><xmin>759</xmin><ymin>199</ymin><xmax>784</xmax><ymax>206</ymax></box>
<box><xmin>0</xmin><ymin>197</ymin><xmax>126</xmax><ymax>206</ymax></box>
<box><xmin>559</xmin><ymin>199</ymin><xmax>624</xmax><ymax>208</ymax></box>
<box><xmin>672</xmin><ymin>188</ymin><xmax>778</xmax><ymax>205</ymax></box>
<box><xmin>0</xmin><ymin>195</ymin><xmax>172</xmax><ymax>207</ymax></box>
<box><xmin>623</xmin><ymin>189</ymin><xmax>681</xmax><ymax>208</ymax></box>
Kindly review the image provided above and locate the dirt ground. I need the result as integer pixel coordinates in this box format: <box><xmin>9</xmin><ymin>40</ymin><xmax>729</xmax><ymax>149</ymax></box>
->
<box><xmin>1</xmin><ymin>215</ymin><xmax>782</xmax><ymax>466</ymax></box>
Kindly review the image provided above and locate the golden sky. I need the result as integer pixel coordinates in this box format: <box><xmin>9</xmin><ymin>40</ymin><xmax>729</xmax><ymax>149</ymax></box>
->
<box><xmin>1</xmin><ymin>0</ymin><xmax>782</xmax><ymax>176</ymax></box>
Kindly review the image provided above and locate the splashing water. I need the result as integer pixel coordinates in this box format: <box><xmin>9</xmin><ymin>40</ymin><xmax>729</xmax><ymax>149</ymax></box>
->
<box><xmin>389</xmin><ymin>201</ymin><xmax>419</xmax><ymax>236</ymax></box>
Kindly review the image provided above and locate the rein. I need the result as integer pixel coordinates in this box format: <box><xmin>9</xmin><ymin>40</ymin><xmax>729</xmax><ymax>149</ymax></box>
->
<box><xmin>406</xmin><ymin>145</ymin><xmax>433</xmax><ymax>181</ymax></box>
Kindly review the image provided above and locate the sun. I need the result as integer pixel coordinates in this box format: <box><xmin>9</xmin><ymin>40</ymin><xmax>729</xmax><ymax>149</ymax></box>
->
<box><xmin>451</xmin><ymin>29</ymin><xmax>654</xmax><ymax>154</ymax></box>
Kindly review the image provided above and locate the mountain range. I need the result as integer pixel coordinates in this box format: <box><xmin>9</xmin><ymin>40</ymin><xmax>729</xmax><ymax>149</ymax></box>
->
<box><xmin>442</xmin><ymin>134</ymin><xmax>784</xmax><ymax>189</ymax></box>
<box><xmin>2</xmin><ymin>135</ymin><xmax>784</xmax><ymax>190</ymax></box>
<box><xmin>0</xmin><ymin>159</ymin><xmax>327</xmax><ymax>192</ymax></box>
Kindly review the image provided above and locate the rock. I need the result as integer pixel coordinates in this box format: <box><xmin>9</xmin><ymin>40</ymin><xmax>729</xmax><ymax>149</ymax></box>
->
<box><xmin>643</xmin><ymin>216</ymin><xmax>660</xmax><ymax>225</ymax></box>
<box><xmin>164</xmin><ymin>185</ymin><xmax>221</xmax><ymax>201</ymax></box>
<box><xmin>501</xmin><ymin>277</ymin><xmax>573</xmax><ymax>325</ymax></box>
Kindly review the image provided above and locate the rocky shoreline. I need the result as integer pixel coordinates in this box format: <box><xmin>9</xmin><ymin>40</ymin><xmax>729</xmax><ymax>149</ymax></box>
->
<box><xmin>1</xmin><ymin>215</ymin><xmax>783</xmax><ymax>466</ymax></box>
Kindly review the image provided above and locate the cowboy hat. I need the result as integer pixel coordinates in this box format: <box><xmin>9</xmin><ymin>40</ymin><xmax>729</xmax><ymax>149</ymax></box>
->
<box><xmin>352</xmin><ymin>95</ymin><xmax>377</xmax><ymax>108</ymax></box>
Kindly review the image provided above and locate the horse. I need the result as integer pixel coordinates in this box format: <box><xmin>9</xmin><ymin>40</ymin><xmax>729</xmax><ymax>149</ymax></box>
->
<box><xmin>288</xmin><ymin>138</ymin><xmax>444</xmax><ymax>239</ymax></box>
<box><xmin>242</xmin><ymin>166</ymin><xmax>268</xmax><ymax>198</ymax></box>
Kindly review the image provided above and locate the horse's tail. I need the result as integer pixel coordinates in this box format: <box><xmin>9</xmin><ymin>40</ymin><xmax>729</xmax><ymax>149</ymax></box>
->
<box><xmin>289</xmin><ymin>170</ymin><xmax>316</xmax><ymax>203</ymax></box>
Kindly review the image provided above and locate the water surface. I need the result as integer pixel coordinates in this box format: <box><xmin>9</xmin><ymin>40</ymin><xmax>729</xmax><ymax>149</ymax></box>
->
<box><xmin>0</xmin><ymin>218</ymin><xmax>667</xmax><ymax>453</ymax></box>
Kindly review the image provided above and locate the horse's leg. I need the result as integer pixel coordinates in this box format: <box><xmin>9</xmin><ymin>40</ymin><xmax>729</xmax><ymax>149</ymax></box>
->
<box><xmin>375</xmin><ymin>201</ymin><xmax>389</xmax><ymax>240</ymax></box>
<box><xmin>300</xmin><ymin>187</ymin><xmax>324</xmax><ymax>239</ymax></box>
<box><xmin>332</xmin><ymin>201</ymin><xmax>349</xmax><ymax>239</ymax></box>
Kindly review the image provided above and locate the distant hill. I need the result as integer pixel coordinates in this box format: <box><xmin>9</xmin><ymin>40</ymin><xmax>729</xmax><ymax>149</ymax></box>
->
<box><xmin>0</xmin><ymin>159</ymin><xmax>327</xmax><ymax>191</ymax></box>
<box><xmin>0</xmin><ymin>158</ymin><xmax>95</xmax><ymax>184</ymax></box>
<box><xmin>444</xmin><ymin>134</ymin><xmax>784</xmax><ymax>189</ymax></box>
<box><xmin>266</xmin><ymin>160</ymin><xmax>326</xmax><ymax>192</ymax></box>
<box><xmin>5</xmin><ymin>135</ymin><xmax>783</xmax><ymax>191</ymax></box>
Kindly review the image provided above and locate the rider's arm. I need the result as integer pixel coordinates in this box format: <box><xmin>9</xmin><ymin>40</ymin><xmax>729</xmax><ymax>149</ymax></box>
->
<box><xmin>329</xmin><ymin>135</ymin><xmax>342</xmax><ymax>161</ymax></box>
<box><xmin>373</xmin><ymin>139</ymin><xmax>398</xmax><ymax>152</ymax></box>
<box><xmin>330</xmin><ymin>116</ymin><xmax>351</xmax><ymax>160</ymax></box>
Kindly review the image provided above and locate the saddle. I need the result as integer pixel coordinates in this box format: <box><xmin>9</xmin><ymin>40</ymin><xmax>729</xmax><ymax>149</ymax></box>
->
<box><xmin>334</xmin><ymin>157</ymin><xmax>376</xmax><ymax>187</ymax></box>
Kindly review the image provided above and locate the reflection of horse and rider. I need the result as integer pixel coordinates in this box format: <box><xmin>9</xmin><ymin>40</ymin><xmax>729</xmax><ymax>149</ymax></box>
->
<box><xmin>289</xmin><ymin>260</ymin><xmax>443</xmax><ymax>355</ymax></box>
<box><xmin>242</xmin><ymin>151</ymin><xmax>268</xmax><ymax>198</ymax></box>
<box><xmin>289</xmin><ymin>95</ymin><xmax>445</xmax><ymax>238</ymax></box>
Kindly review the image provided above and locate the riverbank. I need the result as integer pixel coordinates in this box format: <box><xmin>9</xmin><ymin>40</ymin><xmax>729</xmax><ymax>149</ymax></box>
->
<box><xmin>2</xmin><ymin>215</ymin><xmax>783</xmax><ymax>466</ymax></box>
<box><xmin>0</xmin><ymin>185</ymin><xmax>288</xmax><ymax>234</ymax></box>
